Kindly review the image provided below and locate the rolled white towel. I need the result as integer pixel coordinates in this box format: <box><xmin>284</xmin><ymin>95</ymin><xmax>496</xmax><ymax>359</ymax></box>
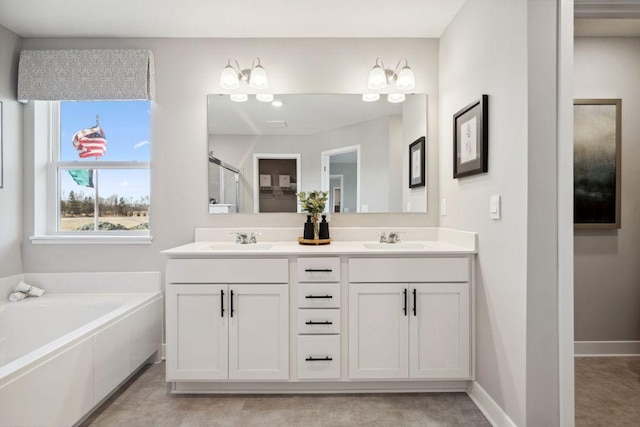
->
<box><xmin>9</xmin><ymin>292</ymin><xmax>27</xmax><ymax>302</ymax></box>
<box><xmin>15</xmin><ymin>281</ymin><xmax>46</xmax><ymax>297</ymax></box>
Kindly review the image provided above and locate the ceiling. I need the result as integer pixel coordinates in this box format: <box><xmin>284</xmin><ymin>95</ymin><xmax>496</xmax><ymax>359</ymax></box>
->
<box><xmin>0</xmin><ymin>0</ymin><xmax>466</xmax><ymax>39</ymax></box>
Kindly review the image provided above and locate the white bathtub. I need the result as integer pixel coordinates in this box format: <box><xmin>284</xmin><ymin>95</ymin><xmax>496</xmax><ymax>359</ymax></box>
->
<box><xmin>0</xmin><ymin>291</ymin><xmax>162</xmax><ymax>427</ymax></box>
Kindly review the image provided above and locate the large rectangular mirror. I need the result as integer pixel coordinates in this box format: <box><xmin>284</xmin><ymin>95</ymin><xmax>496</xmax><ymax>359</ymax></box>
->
<box><xmin>208</xmin><ymin>93</ymin><xmax>427</xmax><ymax>214</ymax></box>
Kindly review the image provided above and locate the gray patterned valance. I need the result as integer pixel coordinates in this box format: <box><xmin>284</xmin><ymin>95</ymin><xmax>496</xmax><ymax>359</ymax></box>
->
<box><xmin>18</xmin><ymin>49</ymin><xmax>156</xmax><ymax>101</ymax></box>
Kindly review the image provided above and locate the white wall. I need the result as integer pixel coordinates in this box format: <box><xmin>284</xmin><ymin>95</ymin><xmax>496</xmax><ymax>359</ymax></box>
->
<box><xmin>21</xmin><ymin>38</ymin><xmax>439</xmax><ymax>273</ymax></box>
<box><xmin>574</xmin><ymin>37</ymin><xmax>640</xmax><ymax>342</ymax></box>
<box><xmin>0</xmin><ymin>24</ymin><xmax>22</xmax><ymax>277</ymax></box>
<box><xmin>440</xmin><ymin>1</ymin><xmax>528</xmax><ymax>425</ymax></box>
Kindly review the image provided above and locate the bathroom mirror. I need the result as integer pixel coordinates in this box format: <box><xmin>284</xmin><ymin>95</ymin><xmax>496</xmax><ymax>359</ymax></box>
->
<box><xmin>208</xmin><ymin>93</ymin><xmax>427</xmax><ymax>214</ymax></box>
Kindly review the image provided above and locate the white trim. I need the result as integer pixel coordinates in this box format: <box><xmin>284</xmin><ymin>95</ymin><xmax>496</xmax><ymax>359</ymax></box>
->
<box><xmin>574</xmin><ymin>341</ymin><xmax>640</xmax><ymax>356</ymax></box>
<box><xmin>30</xmin><ymin>235</ymin><xmax>153</xmax><ymax>245</ymax></box>
<box><xmin>466</xmin><ymin>381</ymin><xmax>517</xmax><ymax>427</ymax></box>
<box><xmin>252</xmin><ymin>153</ymin><xmax>301</xmax><ymax>213</ymax></box>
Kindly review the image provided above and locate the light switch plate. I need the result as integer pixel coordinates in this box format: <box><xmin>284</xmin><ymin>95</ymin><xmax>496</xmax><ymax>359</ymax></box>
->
<box><xmin>440</xmin><ymin>198</ymin><xmax>447</xmax><ymax>216</ymax></box>
<box><xmin>490</xmin><ymin>195</ymin><xmax>501</xmax><ymax>220</ymax></box>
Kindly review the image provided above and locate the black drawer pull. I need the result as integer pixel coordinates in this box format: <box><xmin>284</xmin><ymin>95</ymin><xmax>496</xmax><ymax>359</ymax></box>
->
<box><xmin>305</xmin><ymin>320</ymin><xmax>333</xmax><ymax>325</ymax></box>
<box><xmin>305</xmin><ymin>356</ymin><xmax>333</xmax><ymax>362</ymax></box>
<box><xmin>305</xmin><ymin>269</ymin><xmax>333</xmax><ymax>272</ymax></box>
<box><xmin>221</xmin><ymin>289</ymin><xmax>225</xmax><ymax>318</ymax></box>
<box><xmin>230</xmin><ymin>289</ymin><xmax>235</xmax><ymax>318</ymax></box>
<box><xmin>305</xmin><ymin>295</ymin><xmax>333</xmax><ymax>299</ymax></box>
<box><xmin>412</xmin><ymin>288</ymin><xmax>417</xmax><ymax>316</ymax></box>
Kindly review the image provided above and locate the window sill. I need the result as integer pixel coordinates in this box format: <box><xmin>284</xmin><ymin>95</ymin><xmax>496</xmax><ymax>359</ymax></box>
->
<box><xmin>30</xmin><ymin>235</ymin><xmax>153</xmax><ymax>245</ymax></box>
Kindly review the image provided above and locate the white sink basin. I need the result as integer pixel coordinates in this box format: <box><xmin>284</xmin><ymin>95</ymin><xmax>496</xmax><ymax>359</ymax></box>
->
<box><xmin>208</xmin><ymin>243</ymin><xmax>274</xmax><ymax>251</ymax></box>
<box><xmin>362</xmin><ymin>243</ymin><xmax>425</xmax><ymax>250</ymax></box>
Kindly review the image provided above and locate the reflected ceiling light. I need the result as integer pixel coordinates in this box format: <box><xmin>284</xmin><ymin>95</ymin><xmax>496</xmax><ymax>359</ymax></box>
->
<box><xmin>367</xmin><ymin>58</ymin><xmax>416</xmax><ymax>92</ymax></box>
<box><xmin>271</xmin><ymin>99</ymin><xmax>284</xmax><ymax>107</ymax></box>
<box><xmin>220</xmin><ymin>57</ymin><xmax>269</xmax><ymax>90</ymax></box>
<box><xmin>230</xmin><ymin>93</ymin><xmax>248</xmax><ymax>103</ymax></box>
<box><xmin>362</xmin><ymin>93</ymin><xmax>380</xmax><ymax>102</ymax></box>
<box><xmin>387</xmin><ymin>93</ymin><xmax>406</xmax><ymax>104</ymax></box>
<box><xmin>256</xmin><ymin>93</ymin><xmax>274</xmax><ymax>103</ymax></box>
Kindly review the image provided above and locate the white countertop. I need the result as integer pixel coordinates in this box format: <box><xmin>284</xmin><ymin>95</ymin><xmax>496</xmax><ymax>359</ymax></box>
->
<box><xmin>162</xmin><ymin>240</ymin><xmax>476</xmax><ymax>257</ymax></box>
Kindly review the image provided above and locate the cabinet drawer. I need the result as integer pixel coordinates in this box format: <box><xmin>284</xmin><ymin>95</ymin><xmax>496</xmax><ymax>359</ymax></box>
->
<box><xmin>297</xmin><ymin>309</ymin><xmax>341</xmax><ymax>334</ymax></box>
<box><xmin>166</xmin><ymin>258</ymin><xmax>288</xmax><ymax>283</ymax></box>
<box><xmin>349</xmin><ymin>257</ymin><xmax>469</xmax><ymax>283</ymax></box>
<box><xmin>297</xmin><ymin>258</ymin><xmax>341</xmax><ymax>283</ymax></box>
<box><xmin>297</xmin><ymin>335</ymin><xmax>341</xmax><ymax>379</ymax></box>
<box><xmin>297</xmin><ymin>283</ymin><xmax>341</xmax><ymax>308</ymax></box>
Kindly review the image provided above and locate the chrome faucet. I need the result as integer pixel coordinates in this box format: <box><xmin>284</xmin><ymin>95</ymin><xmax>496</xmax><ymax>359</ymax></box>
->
<box><xmin>235</xmin><ymin>232</ymin><xmax>259</xmax><ymax>244</ymax></box>
<box><xmin>387</xmin><ymin>232</ymin><xmax>401</xmax><ymax>244</ymax></box>
<box><xmin>378</xmin><ymin>232</ymin><xmax>387</xmax><ymax>243</ymax></box>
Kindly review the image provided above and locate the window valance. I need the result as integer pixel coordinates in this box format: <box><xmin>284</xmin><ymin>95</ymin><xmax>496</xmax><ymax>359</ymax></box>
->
<box><xmin>18</xmin><ymin>49</ymin><xmax>155</xmax><ymax>102</ymax></box>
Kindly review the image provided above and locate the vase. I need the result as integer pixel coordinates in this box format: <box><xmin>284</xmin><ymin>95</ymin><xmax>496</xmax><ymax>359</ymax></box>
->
<box><xmin>312</xmin><ymin>214</ymin><xmax>320</xmax><ymax>240</ymax></box>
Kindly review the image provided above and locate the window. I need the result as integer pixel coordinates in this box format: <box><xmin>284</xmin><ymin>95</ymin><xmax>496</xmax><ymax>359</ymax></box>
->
<box><xmin>34</xmin><ymin>100</ymin><xmax>151</xmax><ymax>243</ymax></box>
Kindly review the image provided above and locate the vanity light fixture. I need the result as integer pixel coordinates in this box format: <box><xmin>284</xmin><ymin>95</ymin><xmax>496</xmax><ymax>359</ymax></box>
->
<box><xmin>387</xmin><ymin>93</ymin><xmax>406</xmax><ymax>104</ymax></box>
<box><xmin>367</xmin><ymin>58</ymin><xmax>415</xmax><ymax>91</ymax></box>
<box><xmin>362</xmin><ymin>93</ymin><xmax>380</xmax><ymax>102</ymax></box>
<box><xmin>220</xmin><ymin>57</ymin><xmax>270</xmax><ymax>90</ymax></box>
<box><xmin>256</xmin><ymin>93</ymin><xmax>274</xmax><ymax>103</ymax></box>
<box><xmin>229</xmin><ymin>93</ymin><xmax>248</xmax><ymax>103</ymax></box>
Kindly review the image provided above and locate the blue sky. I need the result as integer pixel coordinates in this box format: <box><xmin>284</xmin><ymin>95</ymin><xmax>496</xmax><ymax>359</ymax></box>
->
<box><xmin>59</xmin><ymin>101</ymin><xmax>150</xmax><ymax>202</ymax></box>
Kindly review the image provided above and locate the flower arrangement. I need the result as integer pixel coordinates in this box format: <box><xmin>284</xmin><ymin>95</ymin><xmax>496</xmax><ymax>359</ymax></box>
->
<box><xmin>297</xmin><ymin>191</ymin><xmax>328</xmax><ymax>239</ymax></box>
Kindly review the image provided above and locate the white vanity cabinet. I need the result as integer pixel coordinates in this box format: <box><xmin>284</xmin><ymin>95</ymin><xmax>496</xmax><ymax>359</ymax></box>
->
<box><xmin>166</xmin><ymin>258</ymin><xmax>289</xmax><ymax>381</ymax></box>
<box><xmin>348</xmin><ymin>257</ymin><xmax>471</xmax><ymax>380</ymax></box>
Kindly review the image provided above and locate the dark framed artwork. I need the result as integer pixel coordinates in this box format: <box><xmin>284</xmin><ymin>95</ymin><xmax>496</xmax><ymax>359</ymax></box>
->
<box><xmin>574</xmin><ymin>99</ymin><xmax>622</xmax><ymax>229</ymax></box>
<box><xmin>453</xmin><ymin>95</ymin><xmax>488</xmax><ymax>178</ymax></box>
<box><xmin>409</xmin><ymin>136</ymin><xmax>425</xmax><ymax>188</ymax></box>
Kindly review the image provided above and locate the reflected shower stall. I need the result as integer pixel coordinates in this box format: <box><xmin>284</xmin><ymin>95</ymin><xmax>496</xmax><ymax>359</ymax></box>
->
<box><xmin>208</xmin><ymin>153</ymin><xmax>241</xmax><ymax>214</ymax></box>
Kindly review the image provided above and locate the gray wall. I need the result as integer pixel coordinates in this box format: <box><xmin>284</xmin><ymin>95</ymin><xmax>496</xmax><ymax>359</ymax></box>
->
<box><xmin>21</xmin><ymin>38</ymin><xmax>440</xmax><ymax>273</ymax></box>
<box><xmin>0</xmin><ymin>24</ymin><xmax>22</xmax><ymax>277</ymax></box>
<box><xmin>574</xmin><ymin>37</ymin><xmax>640</xmax><ymax>342</ymax></box>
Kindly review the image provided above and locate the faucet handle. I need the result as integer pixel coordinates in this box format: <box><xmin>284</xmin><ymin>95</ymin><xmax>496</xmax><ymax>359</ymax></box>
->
<box><xmin>377</xmin><ymin>232</ymin><xmax>387</xmax><ymax>243</ymax></box>
<box><xmin>249</xmin><ymin>232</ymin><xmax>261</xmax><ymax>244</ymax></box>
<box><xmin>387</xmin><ymin>231</ymin><xmax>405</xmax><ymax>243</ymax></box>
<box><xmin>232</xmin><ymin>232</ymin><xmax>248</xmax><ymax>244</ymax></box>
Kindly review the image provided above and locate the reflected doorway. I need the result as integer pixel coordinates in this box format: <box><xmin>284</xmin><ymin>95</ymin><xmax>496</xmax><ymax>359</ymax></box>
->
<box><xmin>253</xmin><ymin>154</ymin><xmax>301</xmax><ymax>213</ymax></box>
<box><xmin>321</xmin><ymin>145</ymin><xmax>360</xmax><ymax>213</ymax></box>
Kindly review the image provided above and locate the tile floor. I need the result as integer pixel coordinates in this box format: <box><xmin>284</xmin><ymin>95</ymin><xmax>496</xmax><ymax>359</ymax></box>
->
<box><xmin>82</xmin><ymin>362</ymin><xmax>490</xmax><ymax>426</ymax></box>
<box><xmin>575</xmin><ymin>356</ymin><xmax>640</xmax><ymax>427</ymax></box>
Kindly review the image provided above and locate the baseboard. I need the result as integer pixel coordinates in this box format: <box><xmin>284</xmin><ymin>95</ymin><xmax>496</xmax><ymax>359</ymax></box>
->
<box><xmin>574</xmin><ymin>341</ymin><xmax>640</xmax><ymax>356</ymax></box>
<box><xmin>466</xmin><ymin>381</ymin><xmax>517</xmax><ymax>427</ymax></box>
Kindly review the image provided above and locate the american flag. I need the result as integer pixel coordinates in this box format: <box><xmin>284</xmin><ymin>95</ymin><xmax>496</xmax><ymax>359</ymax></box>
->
<box><xmin>72</xmin><ymin>125</ymin><xmax>107</xmax><ymax>158</ymax></box>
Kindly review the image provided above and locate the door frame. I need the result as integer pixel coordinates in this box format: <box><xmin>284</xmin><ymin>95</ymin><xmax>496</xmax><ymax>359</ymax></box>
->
<box><xmin>321</xmin><ymin>145</ymin><xmax>361</xmax><ymax>213</ymax></box>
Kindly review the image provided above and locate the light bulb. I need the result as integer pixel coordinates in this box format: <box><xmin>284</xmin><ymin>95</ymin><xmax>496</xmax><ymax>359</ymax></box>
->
<box><xmin>368</xmin><ymin>64</ymin><xmax>387</xmax><ymax>90</ymax></box>
<box><xmin>387</xmin><ymin>93</ymin><xmax>405</xmax><ymax>103</ymax></box>
<box><xmin>362</xmin><ymin>93</ymin><xmax>380</xmax><ymax>102</ymax></box>
<box><xmin>395</xmin><ymin>65</ymin><xmax>415</xmax><ymax>90</ymax></box>
<box><xmin>230</xmin><ymin>93</ymin><xmax>248</xmax><ymax>102</ymax></box>
<box><xmin>271</xmin><ymin>100</ymin><xmax>283</xmax><ymax>107</ymax></box>
<box><xmin>220</xmin><ymin>65</ymin><xmax>240</xmax><ymax>89</ymax></box>
<box><xmin>256</xmin><ymin>93</ymin><xmax>274</xmax><ymax>102</ymax></box>
<box><xmin>249</xmin><ymin>65</ymin><xmax>269</xmax><ymax>89</ymax></box>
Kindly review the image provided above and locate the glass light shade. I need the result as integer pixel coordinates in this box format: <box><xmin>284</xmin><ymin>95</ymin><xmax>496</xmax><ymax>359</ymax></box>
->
<box><xmin>220</xmin><ymin>65</ymin><xmax>240</xmax><ymax>89</ymax></box>
<box><xmin>387</xmin><ymin>93</ymin><xmax>405</xmax><ymax>103</ymax></box>
<box><xmin>249</xmin><ymin>65</ymin><xmax>269</xmax><ymax>89</ymax></box>
<box><xmin>368</xmin><ymin>65</ymin><xmax>387</xmax><ymax>90</ymax></box>
<box><xmin>271</xmin><ymin>100</ymin><xmax>283</xmax><ymax>107</ymax></box>
<box><xmin>230</xmin><ymin>93</ymin><xmax>248</xmax><ymax>103</ymax></box>
<box><xmin>362</xmin><ymin>93</ymin><xmax>380</xmax><ymax>102</ymax></box>
<box><xmin>256</xmin><ymin>93</ymin><xmax>274</xmax><ymax>102</ymax></box>
<box><xmin>395</xmin><ymin>66</ymin><xmax>415</xmax><ymax>90</ymax></box>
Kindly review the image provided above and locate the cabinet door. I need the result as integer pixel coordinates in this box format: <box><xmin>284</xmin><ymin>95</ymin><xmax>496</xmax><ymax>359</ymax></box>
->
<box><xmin>166</xmin><ymin>284</ymin><xmax>228</xmax><ymax>381</ymax></box>
<box><xmin>228</xmin><ymin>284</ymin><xmax>289</xmax><ymax>380</ymax></box>
<box><xmin>409</xmin><ymin>283</ymin><xmax>470</xmax><ymax>379</ymax></box>
<box><xmin>349</xmin><ymin>283</ymin><xmax>409</xmax><ymax>379</ymax></box>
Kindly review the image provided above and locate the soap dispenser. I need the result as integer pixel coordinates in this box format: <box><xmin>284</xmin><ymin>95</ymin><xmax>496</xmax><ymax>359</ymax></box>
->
<box><xmin>319</xmin><ymin>214</ymin><xmax>330</xmax><ymax>239</ymax></box>
<box><xmin>303</xmin><ymin>215</ymin><xmax>314</xmax><ymax>239</ymax></box>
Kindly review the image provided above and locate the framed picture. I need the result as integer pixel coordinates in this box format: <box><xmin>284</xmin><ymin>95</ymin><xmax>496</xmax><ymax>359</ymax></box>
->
<box><xmin>574</xmin><ymin>99</ymin><xmax>622</xmax><ymax>229</ymax></box>
<box><xmin>409</xmin><ymin>136</ymin><xmax>425</xmax><ymax>188</ymax></box>
<box><xmin>453</xmin><ymin>95</ymin><xmax>488</xmax><ymax>178</ymax></box>
<box><xmin>0</xmin><ymin>101</ymin><xmax>3</xmax><ymax>189</ymax></box>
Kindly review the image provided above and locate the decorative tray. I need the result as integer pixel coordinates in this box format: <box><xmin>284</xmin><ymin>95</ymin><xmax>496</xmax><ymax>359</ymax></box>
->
<box><xmin>297</xmin><ymin>237</ymin><xmax>332</xmax><ymax>245</ymax></box>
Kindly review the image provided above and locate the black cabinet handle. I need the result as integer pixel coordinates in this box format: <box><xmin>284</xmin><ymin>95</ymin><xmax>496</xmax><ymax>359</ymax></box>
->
<box><xmin>305</xmin><ymin>320</ymin><xmax>333</xmax><ymax>325</ymax></box>
<box><xmin>403</xmin><ymin>288</ymin><xmax>407</xmax><ymax>316</ymax></box>
<box><xmin>305</xmin><ymin>356</ymin><xmax>333</xmax><ymax>361</ymax></box>
<box><xmin>305</xmin><ymin>295</ymin><xmax>333</xmax><ymax>299</ymax></box>
<box><xmin>305</xmin><ymin>269</ymin><xmax>333</xmax><ymax>272</ymax></box>
<box><xmin>221</xmin><ymin>289</ymin><xmax>225</xmax><ymax>318</ymax></box>
<box><xmin>230</xmin><ymin>289</ymin><xmax>235</xmax><ymax>318</ymax></box>
<box><xmin>412</xmin><ymin>288</ymin><xmax>417</xmax><ymax>316</ymax></box>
